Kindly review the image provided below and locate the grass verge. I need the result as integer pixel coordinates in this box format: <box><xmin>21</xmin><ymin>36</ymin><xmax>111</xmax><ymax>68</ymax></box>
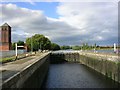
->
<box><xmin>0</xmin><ymin>56</ymin><xmax>16</xmax><ymax>63</ymax></box>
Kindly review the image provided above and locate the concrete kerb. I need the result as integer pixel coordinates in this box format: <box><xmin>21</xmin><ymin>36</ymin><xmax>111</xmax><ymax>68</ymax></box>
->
<box><xmin>1</xmin><ymin>52</ymin><xmax>50</xmax><ymax>88</ymax></box>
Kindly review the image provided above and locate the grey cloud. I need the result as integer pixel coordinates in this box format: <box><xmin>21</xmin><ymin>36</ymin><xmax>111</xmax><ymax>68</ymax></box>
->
<box><xmin>11</xmin><ymin>33</ymin><xmax>26</xmax><ymax>42</ymax></box>
<box><xmin>57</xmin><ymin>2</ymin><xmax>118</xmax><ymax>45</ymax></box>
<box><xmin>1</xmin><ymin>2</ymin><xmax>118</xmax><ymax>46</ymax></box>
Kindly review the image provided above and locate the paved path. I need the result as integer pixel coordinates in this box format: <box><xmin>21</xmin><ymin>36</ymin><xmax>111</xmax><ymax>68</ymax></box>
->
<box><xmin>0</xmin><ymin>52</ymin><xmax>48</xmax><ymax>83</ymax></box>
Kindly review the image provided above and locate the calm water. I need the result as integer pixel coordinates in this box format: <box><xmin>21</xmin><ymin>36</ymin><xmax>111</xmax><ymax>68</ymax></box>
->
<box><xmin>43</xmin><ymin>62</ymin><xmax>119</xmax><ymax>88</ymax></box>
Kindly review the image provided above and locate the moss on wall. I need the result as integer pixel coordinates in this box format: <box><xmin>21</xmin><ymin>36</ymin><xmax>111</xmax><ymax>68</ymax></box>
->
<box><xmin>79</xmin><ymin>54</ymin><xmax>120</xmax><ymax>83</ymax></box>
<box><xmin>50</xmin><ymin>52</ymin><xmax>120</xmax><ymax>84</ymax></box>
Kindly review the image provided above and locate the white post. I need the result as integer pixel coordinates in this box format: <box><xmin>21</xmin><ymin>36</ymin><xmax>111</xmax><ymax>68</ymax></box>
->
<box><xmin>15</xmin><ymin>43</ymin><xmax>17</xmax><ymax>59</ymax></box>
<box><xmin>114</xmin><ymin>43</ymin><xmax>116</xmax><ymax>52</ymax></box>
<box><xmin>31</xmin><ymin>37</ymin><xmax>33</xmax><ymax>53</ymax></box>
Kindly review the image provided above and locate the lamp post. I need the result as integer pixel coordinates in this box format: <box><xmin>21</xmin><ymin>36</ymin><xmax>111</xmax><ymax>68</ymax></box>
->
<box><xmin>15</xmin><ymin>43</ymin><xmax>17</xmax><ymax>59</ymax></box>
<box><xmin>114</xmin><ymin>43</ymin><xmax>116</xmax><ymax>53</ymax></box>
<box><xmin>40</xmin><ymin>43</ymin><xmax>41</xmax><ymax>52</ymax></box>
<box><xmin>40</xmin><ymin>41</ymin><xmax>43</xmax><ymax>52</ymax></box>
<box><xmin>15</xmin><ymin>43</ymin><xmax>24</xmax><ymax>60</ymax></box>
<box><xmin>31</xmin><ymin>37</ymin><xmax>33</xmax><ymax>53</ymax></box>
<box><xmin>80</xmin><ymin>40</ymin><xmax>82</xmax><ymax>51</ymax></box>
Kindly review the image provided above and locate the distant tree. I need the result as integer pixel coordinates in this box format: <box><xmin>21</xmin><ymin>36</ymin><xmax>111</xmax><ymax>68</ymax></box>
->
<box><xmin>71</xmin><ymin>43</ymin><xmax>97</xmax><ymax>50</ymax></box>
<box><xmin>51</xmin><ymin>43</ymin><xmax>61</xmax><ymax>50</ymax></box>
<box><xmin>12</xmin><ymin>41</ymin><xmax>25</xmax><ymax>50</ymax></box>
<box><xmin>17</xmin><ymin>40</ymin><xmax>25</xmax><ymax>46</ymax></box>
<box><xmin>26</xmin><ymin>34</ymin><xmax>51</xmax><ymax>51</ymax></box>
<box><xmin>61</xmin><ymin>45</ymin><xmax>71</xmax><ymax>50</ymax></box>
<box><xmin>72</xmin><ymin>45</ymin><xmax>81</xmax><ymax>50</ymax></box>
<box><xmin>81</xmin><ymin>43</ymin><xmax>91</xmax><ymax>50</ymax></box>
<box><xmin>12</xmin><ymin>43</ymin><xmax>15</xmax><ymax>50</ymax></box>
<box><xmin>94</xmin><ymin>43</ymin><xmax>97</xmax><ymax>49</ymax></box>
<box><xmin>40</xmin><ymin>37</ymin><xmax>51</xmax><ymax>50</ymax></box>
<box><xmin>26</xmin><ymin>38</ymin><xmax>31</xmax><ymax>51</ymax></box>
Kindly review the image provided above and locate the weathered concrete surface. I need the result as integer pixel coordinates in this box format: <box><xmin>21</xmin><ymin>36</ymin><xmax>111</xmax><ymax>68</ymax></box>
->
<box><xmin>50</xmin><ymin>53</ymin><xmax>80</xmax><ymax>63</ymax></box>
<box><xmin>0</xmin><ymin>52</ymin><xmax>50</xmax><ymax>88</ymax></box>
<box><xmin>51</xmin><ymin>51</ymin><xmax>120</xmax><ymax>84</ymax></box>
<box><xmin>79</xmin><ymin>52</ymin><xmax>120</xmax><ymax>83</ymax></box>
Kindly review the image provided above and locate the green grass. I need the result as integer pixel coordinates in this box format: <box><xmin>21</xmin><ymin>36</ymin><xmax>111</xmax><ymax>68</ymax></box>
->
<box><xmin>118</xmin><ymin>62</ymin><xmax>120</xmax><ymax>66</ymax></box>
<box><xmin>0</xmin><ymin>52</ymin><xmax>36</xmax><ymax>64</ymax></box>
<box><xmin>0</xmin><ymin>56</ymin><xmax>16</xmax><ymax>63</ymax></box>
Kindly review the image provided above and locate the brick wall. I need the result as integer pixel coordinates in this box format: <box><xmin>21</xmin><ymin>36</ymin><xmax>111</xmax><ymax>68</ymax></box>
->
<box><xmin>0</xmin><ymin>43</ymin><xmax>11</xmax><ymax>51</ymax></box>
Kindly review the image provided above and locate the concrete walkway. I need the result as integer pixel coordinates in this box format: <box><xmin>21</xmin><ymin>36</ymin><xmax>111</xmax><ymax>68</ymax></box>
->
<box><xmin>0</xmin><ymin>52</ymin><xmax>48</xmax><ymax>83</ymax></box>
<box><xmin>79</xmin><ymin>52</ymin><xmax>119</xmax><ymax>62</ymax></box>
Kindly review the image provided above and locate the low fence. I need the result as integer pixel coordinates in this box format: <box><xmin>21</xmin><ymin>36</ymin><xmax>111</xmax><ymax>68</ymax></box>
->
<box><xmin>0</xmin><ymin>50</ymin><xmax>27</xmax><ymax>58</ymax></box>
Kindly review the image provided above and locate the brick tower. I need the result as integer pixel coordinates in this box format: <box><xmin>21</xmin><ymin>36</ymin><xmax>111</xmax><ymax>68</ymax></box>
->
<box><xmin>0</xmin><ymin>23</ymin><xmax>11</xmax><ymax>51</ymax></box>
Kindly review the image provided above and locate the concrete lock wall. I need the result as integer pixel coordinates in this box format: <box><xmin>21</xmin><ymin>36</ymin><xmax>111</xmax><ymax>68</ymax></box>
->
<box><xmin>50</xmin><ymin>53</ymin><xmax>80</xmax><ymax>63</ymax></box>
<box><xmin>2</xmin><ymin>51</ymin><xmax>119</xmax><ymax>88</ymax></box>
<box><xmin>2</xmin><ymin>52</ymin><xmax>50</xmax><ymax>88</ymax></box>
<box><xmin>51</xmin><ymin>52</ymin><xmax>120</xmax><ymax>84</ymax></box>
<box><xmin>79</xmin><ymin>52</ymin><xmax>120</xmax><ymax>83</ymax></box>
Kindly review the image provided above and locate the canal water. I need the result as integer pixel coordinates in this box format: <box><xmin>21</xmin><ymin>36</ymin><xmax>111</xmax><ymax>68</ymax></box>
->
<box><xmin>43</xmin><ymin>62</ymin><xmax>119</xmax><ymax>88</ymax></box>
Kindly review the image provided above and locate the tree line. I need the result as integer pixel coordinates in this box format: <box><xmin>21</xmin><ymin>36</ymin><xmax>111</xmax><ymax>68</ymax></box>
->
<box><xmin>12</xmin><ymin>34</ymin><xmax>61</xmax><ymax>51</ymax></box>
<box><xmin>60</xmin><ymin>43</ymin><xmax>100</xmax><ymax>50</ymax></box>
<box><xmin>12</xmin><ymin>34</ymin><xmax>102</xmax><ymax>51</ymax></box>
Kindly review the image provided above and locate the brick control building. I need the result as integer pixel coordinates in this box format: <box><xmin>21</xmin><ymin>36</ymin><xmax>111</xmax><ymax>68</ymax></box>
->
<box><xmin>0</xmin><ymin>23</ymin><xmax>11</xmax><ymax>51</ymax></box>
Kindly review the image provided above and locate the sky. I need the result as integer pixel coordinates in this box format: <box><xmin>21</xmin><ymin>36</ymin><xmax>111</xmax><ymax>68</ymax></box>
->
<box><xmin>0</xmin><ymin>0</ymin><xmax>118</xmax><ymax>46</ymax></box>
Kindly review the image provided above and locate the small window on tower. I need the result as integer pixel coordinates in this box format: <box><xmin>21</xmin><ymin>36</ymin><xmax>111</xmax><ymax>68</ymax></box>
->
<box><xmin>5</xmin><ymin>28</ymin><xmax>7</xmax><ymax>31</ymax></box>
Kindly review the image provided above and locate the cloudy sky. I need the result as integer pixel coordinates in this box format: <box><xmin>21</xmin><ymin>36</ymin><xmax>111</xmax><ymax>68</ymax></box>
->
<box><xmin>0</xmin><ymin>0</ymin><xmax>118</xmax><ymax>46</ymax></box>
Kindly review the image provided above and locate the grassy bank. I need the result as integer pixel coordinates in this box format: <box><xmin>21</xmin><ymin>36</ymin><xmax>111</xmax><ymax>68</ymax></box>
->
<box><xmin>0</xmin><ymin>52</ymin><xmax>36</xmax><ymax>64</ymax></box>
<box><xmin>0</xmin><ymin>52</ymin><xmax>44</xmax><ymax>63</ymax></box>
<box><xmin>0</xmin><ymin>56</ymin><xmax>16</xmax><ymax>63</ymax></box>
